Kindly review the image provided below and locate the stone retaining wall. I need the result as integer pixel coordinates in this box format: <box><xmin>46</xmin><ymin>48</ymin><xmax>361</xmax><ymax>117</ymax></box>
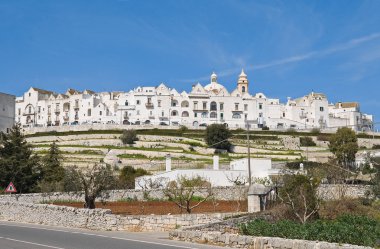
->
<box><xmin>170</xmin><ymin>230</ymin><xmax>371</xmax><ymax>249</ymax></box>
<box><xmin>0</xmin><ymin>201</ymin><xmax>239</xmax><ymax>232</ymax></box>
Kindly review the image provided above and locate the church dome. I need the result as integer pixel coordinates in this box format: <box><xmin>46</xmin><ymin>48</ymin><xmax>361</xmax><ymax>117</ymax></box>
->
<box><xmin>204</xmin><ymin>72</ymin><xmax>227</xmax><ymax>94</ymax></box>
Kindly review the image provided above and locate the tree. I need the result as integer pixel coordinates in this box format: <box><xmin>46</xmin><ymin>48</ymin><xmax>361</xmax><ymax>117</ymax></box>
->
<box><xmin>329</xmin><ymin>127</ymin><xmax>358</xmax><ymax>169</ymax></box>
<box><xmin>64</xmin><ymin>164</ymin><xmax>116</xmax><ymax>209</ymax></box>
<box><xmin>163</xmin><ymin>176</ymin><xmax>213</xmax><ymax>214</ymax></box>
<box><xmin>0</xmin><ymin>124</ymin><xmax>42</xmax><ymax>193</ymax></box>
<box><xmin>205</xmin><ymin>124</ymin><xmax>232</xmax><ymax>151</ymax></box>
<box><xmin>118</xmin><ymin>166</ymin><xmax>150</xmax><ymax>189</ymax></box>
<box><xmin>278</xmin><ymin>174</ymin><xmax>321</xmax><ymax>224</ymax></box>
<box><xmin>120</xmin><ymin>129</ymin><xmax>138</xmax><ymax>145</ymax></box>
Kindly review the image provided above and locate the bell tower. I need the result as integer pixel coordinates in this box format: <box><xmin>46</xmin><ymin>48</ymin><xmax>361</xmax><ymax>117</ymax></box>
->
<box><xmin>237</xmin><ymin>69</ymin><xmax>249</xmax><ymax>94</ymax></box>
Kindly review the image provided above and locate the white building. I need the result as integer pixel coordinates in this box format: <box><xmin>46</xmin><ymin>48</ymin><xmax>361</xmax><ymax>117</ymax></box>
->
<box><xmin>15</xmin><ymin>70</ymin><xmax>373</xmax><ymax>131</ymax></box>
<box><xmin>135</xmin><ymin>156</ymin><xmax>278</xmax><ymax>189</ymax></box>
<box><xmin>0</xmin><ymin>92</ymin><xmax>15</xmax><ymax>133</ymax></box>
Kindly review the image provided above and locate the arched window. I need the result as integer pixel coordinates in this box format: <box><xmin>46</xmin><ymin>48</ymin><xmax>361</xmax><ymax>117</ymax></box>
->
<box><xmin>210</xmin><ymin>101</ymin><xmax>217</xmax><ymax>111</ymax></box>
<box><xmin>171</xmin><ymin>100</ymin><xmax>178</xmax><ymax>107</ymax></box>
<box><xmin>171</xmin><ymin>110</ymin><xmax>178</xmax><ymax>116</ymax></box>
<box><xmin>242</xmin><ymin>86</ymin><xmax>246</xmax><ymax>93</ymax></box>
<box><xmin>232</xmin><ymin>113</ymin><xmax>241</xmax><ymax>119</ymax></box>
<box><xmin>125</xmin><ymin>100</ymin><xmax>128</xmax><ymax>106</ymax></box>
<box><xmin>201</xmin><ymin>112</ymin><xmax>207</xmax><ymax>118</ymax></box>
<box><xmin>181</xmin><ymin>111</ymin><xmax>189</xmax><ymax>117</ymax></box>
<box><xmin>181</xmin><ymin>101</ymin><xmax>189</xmax><ymax>108</ymax></box>
<box><xmin>210</xmin><ymin>112</ymin><xmax>217</xmax><ymax>119</ymax></box>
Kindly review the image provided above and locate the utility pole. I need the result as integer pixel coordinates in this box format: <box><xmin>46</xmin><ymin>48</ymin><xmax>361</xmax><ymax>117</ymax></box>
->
<box><xmin>246</xmin><ymin>120</ymin><xmax>252</xmax><ymax>185</ymax></box>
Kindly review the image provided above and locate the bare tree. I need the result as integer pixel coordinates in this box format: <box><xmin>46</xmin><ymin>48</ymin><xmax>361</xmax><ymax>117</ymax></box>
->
<box><xmin>65</xmin><ymin>164</ymin><xmax>116</xmax><ymax>209</ymax></box>
<box><xmin>136</xmin><ymin>177</ymin><xmax>167</xmax><ymax>214</ymax></box>
<box><xmin>163</xmin><ymin>176</ymin><xmax>213</xmax><ymax>214</ymax></box>
<box><xmin>225</xmin><ymin>173</ymin><xmax>248</xmax><ymax>212</ymax></box>
<box><xmin>278</xmin><ymin>173</ymin><xmax>321</xmax><ymax>224</ymax></box>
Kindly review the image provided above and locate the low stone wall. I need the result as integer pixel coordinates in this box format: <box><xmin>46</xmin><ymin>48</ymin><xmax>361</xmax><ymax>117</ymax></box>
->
<box><xmin>170</xmin><ymin>230</ymin><xmax>371</xmax><ymax>249</ymax></box>
<box><xmin>0</xmin><ymin>185</ymin><xmax>370</xmax><ymax>204</ymax></box>
<box><xmin>0</xmin><ymin>201</ymin><xmax>239</xmax><ymax>232</ymax></box>
<box><xmin>0</xmin><ymin>186</ymin><xmax>248</xmax><ymax>203</ymax></box>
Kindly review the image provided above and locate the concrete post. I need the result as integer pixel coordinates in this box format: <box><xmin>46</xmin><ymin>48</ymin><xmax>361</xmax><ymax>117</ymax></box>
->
<box><xmin>166</xmin><ymin>154</ymin><xmax>171</xmax><ymax>172</ymax></box>
<box><xmin>248</xmin><ymin>195</ymin><xmax>261</xmax><ymax>213</ymax></box>
<box><xmin>213</xmin><ymin>155</ymin><xmax>219</xmax><ymax>170</ymax></box>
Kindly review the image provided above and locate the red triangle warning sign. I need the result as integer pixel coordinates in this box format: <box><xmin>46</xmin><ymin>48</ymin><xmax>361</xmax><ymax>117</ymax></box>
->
<box><xmin>5</xmin><ymin>182</ymin><xmax>17</xmax><ymax>193</ymax></box>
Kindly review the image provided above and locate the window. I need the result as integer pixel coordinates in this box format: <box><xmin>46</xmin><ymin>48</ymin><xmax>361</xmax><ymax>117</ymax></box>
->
<box><xmin>136</xmin><ymin>100</ymin><xmax>140</xmax><ymax>105</ymax></box>
<box><xmin>244</xmin><ymin>104</ymin><xmax>248</xmax><ymax>111</ymax></box>
<box><xmin>210</xmin><ymin>112</ymin><xmax>217</xmax><ymax>119</ymax></box>
<box><xmin>220</xmin><ymin>113</ymin><xmax>224</xmax><ymax>119</ymax></box>
<box><xmin>88</xmin><ymin>109</ymin><xmax>91</xmax><ymax>116</ymax></box>
<box><xmin>242</xmin><ymin>86</ymin><xmax>246</xmax><ymax>93</ymax></box>
<box><xmin>125</xmin><ymin>101</ymin><xmax>129</xmax><ymax>106</ymax></box>
<box><xmin>232</xmin><ymin>113</ymin><xmax>241</xmax><ymax>119</ymax></box>
<box><xmin>220</xmin><ymin>103</ymin><xmax>224</xmax><ymax>111</ymax></box>
<box><xmin>38</xmin><ymin>106</ymin><xmax>41</xmax><ymax>113</ymax></box>
<box><xmin>28</xmin><ymin>93</ymin><xmax>31</xmax><ymax>97</ymax></box>
<box><xmin>182</xmin><ymin>111</ymin><xmax>189</xmax><ymax>117</ymax></box>
<box><xmin>194</xmin><ymin>102</ymin><xmax>198</xmax><ymax>110</ymax></box>
<box><xmin>18</xmin><ymin>108</ymin><xmax>21</xmax><ymax>115</ymax></box>
<box><xmin>162</xmin><ymin>111</ymin><xmax>164</xmax><ymax>117</ymax></box>
<box><xmin>283</xmin><ymin>112</ymin><xmax>285</xmax><ymax>117</ymax></box>
<box><xmin>235</xmin><ymin>103</ymin><xmax>239</xmax><ymax>111</ymax></box>
<box><xmin>181</xmin><ymin>101</ymin><xmax>189</xmax><ymax>108</ymax></box>
<box><xmin>210</xmin><ymin>102</ymin><xmax>217</xmax><ymax>111</ymax></box>
<box><xmin>150</xmin><ymin>111</ymin><xmax>153</xmax><ymax>115</ymax></box>
<box><xmin>158</xmin><ymin>100</ymin><xmax>161</xmax><ymax>107</ymax></box>
<box><xmin>320</xmin><ymin>107</ymin><xmax>324</xmax><ymax>112</ymax></box>
<box><xmin>245</xmin><ymin>114</ymin><xmax>248</xmax><ymax>120</ymax></box>
<box><xmin>100</xmin><ymin>111</ymin><xmax>102</xmax><ymax>115</ymax></box>
<box><xmin>201</xmin><ymin>112</ymin><xmax>207</xmax><ymax>118</ymax></box>
<box><xmin>29</xmin><ymin>106</ymin><xmax>32</xmax><ymax>114</ymax></box>
<box><xmin>194</xmin><ymin>113</ymin><xmax>198</xmax><ymax>118</ymax></box>
<box><xmin>171</xmin><ymin>110</ymin><xmax>178</xmax><ymax>116</ymax></box>
<box><xmin>259</xmin><ymin>103</ymin><xmax>263</xmax><ymax>110</ymax></box>
<box><xmin>203</xmin><ymin>102</ymin><xmax>207</xmax><ymax>110</ymax></box>
<box><xmin>137</xmin><ymin>110</ymin><xmax>140</xmax><ymax>115</ymax></box>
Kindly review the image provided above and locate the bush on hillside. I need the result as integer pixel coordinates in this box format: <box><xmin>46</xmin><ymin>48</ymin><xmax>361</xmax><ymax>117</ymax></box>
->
<box><xmin>300</xmin><ymin>136</ymin><xmax>316</xmax><ymax>147</ymax></box>
<box><xmin>120</xmin><ymin>129</ymin><xmax>138</xmax><ymax>145</ymax></box>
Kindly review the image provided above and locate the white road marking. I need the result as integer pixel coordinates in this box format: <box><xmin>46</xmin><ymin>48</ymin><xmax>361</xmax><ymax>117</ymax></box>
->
<box><xmin>0</xmin><ymin>222</ymin><xmax>202</xmax><ymax>249</ymax></box>
<box><xmin>0</xmin><ymin>236</ymin><xmax>66</xmax><ymax>249</ymax></box>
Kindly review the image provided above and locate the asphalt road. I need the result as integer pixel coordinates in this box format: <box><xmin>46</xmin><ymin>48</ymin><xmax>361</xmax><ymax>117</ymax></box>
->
<box><xmin>0</xmin><ymin>221</ymin><xmax>229</xmax><ymax>249</ymax></box>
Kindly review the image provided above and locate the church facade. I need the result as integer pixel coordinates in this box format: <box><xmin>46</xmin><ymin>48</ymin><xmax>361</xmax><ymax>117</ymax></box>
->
<box><xmin>15</xmin><ymin>71</ymin><xmax>373</xmax><ymax>131</ymax></box>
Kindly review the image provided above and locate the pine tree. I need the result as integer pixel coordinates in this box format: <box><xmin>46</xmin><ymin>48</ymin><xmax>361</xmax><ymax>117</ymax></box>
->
<box><xmin>42</xmin><ymin>142</ymin><xmax>65</xmax><ymax>183</ymax></box>
<box><xmin>0</xmin><ymin>124</ymin><xmax>42</xmax><ymax>193</ymax></box>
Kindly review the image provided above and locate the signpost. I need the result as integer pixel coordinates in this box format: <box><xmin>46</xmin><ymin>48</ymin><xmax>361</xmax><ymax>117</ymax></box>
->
<box><xmin>5</xmin><ymin>182</ymin><xmax>17</xmax><ymax>193</ymax></box>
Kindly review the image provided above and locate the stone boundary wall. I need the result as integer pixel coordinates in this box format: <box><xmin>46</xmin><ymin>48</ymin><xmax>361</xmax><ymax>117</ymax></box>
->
<box><xmin>0</xmin><ymin>185</ymin><xmax>371</xmax><ymax>204</ymax></box>
<box><xmin>170</xmin><ymin>230</ymin><xmax>371</xmax><ymax>249</ymax></box>
<box><xmin>0</xmin><ymin>186</ymin><xmax>248</xmax><ymax>203</ymax></box>
<box><xmin>0</xmin><ymin>201</ymin><xmax>240</xmax><ymax>232</ymax></box>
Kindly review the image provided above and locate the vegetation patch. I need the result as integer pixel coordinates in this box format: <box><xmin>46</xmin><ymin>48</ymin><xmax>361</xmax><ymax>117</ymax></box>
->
<box><xmin>240</xmin><ymin>214</ymin><xmax>380</xmax><ymax>247</ymax></box>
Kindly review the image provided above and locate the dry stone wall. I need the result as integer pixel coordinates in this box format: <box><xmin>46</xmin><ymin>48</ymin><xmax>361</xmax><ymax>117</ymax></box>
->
<box><xmin>0</xmin><ymin>185</ymin><xmax>370</xmax><ymax>204</ymax></box>
<box><xmin>170</xmin><ymin>230</ymin><xmax>371</xmax><ymax>249</ymax></box>
<box><xmin>0</xmin><ymin>201</ymin><xmax>238</xmax><ymax>232</ymax></box>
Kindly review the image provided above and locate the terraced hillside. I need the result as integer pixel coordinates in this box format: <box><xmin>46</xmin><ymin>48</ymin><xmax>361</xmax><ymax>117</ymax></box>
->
<box><xmin>26</xmin><ymin>128</ymin><xmax>380</xmax><ymax>172</ymax></box>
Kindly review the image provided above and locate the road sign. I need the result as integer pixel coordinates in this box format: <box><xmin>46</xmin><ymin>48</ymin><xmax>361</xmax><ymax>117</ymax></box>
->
<box><xmin>5</xmin><ymin>182</ymin><xmax>17</xmax><ymax>193</ymax></box>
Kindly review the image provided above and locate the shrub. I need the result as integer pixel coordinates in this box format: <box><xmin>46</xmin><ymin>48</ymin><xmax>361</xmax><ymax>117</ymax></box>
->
<box><xmin>372</xmin><ymin>144</ymin><xmax>380</xmax><ymax>149</ymax></box>
<box><xmin>262</xmin><ymin>126</ymin><xmax>269</xmax><ymax>130</ymax></box>
<box><xmin>286</xmin><ymin>128</ymin><xmax>297</xmax><ymax>133</ymax></box>
<box><xmin>241</xmin><ymin>214</ymin><xmax>380</xmax><ymax>247</ymax></box>
<box><xmin>205</xmin><ymin>124</ymin><xmax>232</xmax><ymax>151</ymax></box>
<box><xmin>300</xmin><ymin>136</ymin><xmax>316</xmax><ymax>146</ymax></box>
<box><xmin>310</xmin><ymin>128</ymin><xmax>320</xmax><ymax>134</ymax></box>
<box><xmin>120</xmin><ymin>129</ymin><xmax>138</xmax><ymax>145</ymax></box>
<box><xmin>317</xmin><ymin>134</ymin><xmax>330</xmax><ymax>141</ymax></box>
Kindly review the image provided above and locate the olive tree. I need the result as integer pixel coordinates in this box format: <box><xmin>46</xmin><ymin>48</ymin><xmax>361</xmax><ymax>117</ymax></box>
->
<box><xmin>205</xmin><ymin>124</ymin><xmax>232</xmax><ymax>151</ymax></box>
<box><xmin>163</xmin><ymin>176</ymin><xmax>213</xmax><ymax>213</ymax></box>
<box><xmin>64</xmin><ymin>163</ymin><xmax>116</xmax><ymax>209</ymax></box>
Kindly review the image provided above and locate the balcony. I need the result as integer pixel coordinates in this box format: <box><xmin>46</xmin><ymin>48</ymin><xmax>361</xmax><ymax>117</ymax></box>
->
<box><xmin>54</xmin><ymin>109</ymin><xmax>60</xmax><ymax>113</ymax></box>
<box><xmin>118</xmin><ymin>105</ymin><xmax>136</xmax><ymax>110</ymax></box>
<box><xmin>193</xmin><ymin>108</ymin><xmax>208</xmax><ymax>112</ymax></box>
<box><xmin>145</xmin><ymin>103</ymin><xmax>154</xmax><ymax>109</ymax></box>
<box><xmin>63</xmin><ymin>115</ymin><xmax>69</xmax><ymax>121</ymax></box>
<box><xmin>149</xmin><ymin>116</ymin><xmax>155</xmax><ymax>119</ymax></box>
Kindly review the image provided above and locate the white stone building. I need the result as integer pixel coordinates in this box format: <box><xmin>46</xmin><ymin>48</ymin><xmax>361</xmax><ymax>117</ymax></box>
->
<box><xmin>0</xmin><ymin>92</ymin><xmax>15</xmax><ymax>133</ymax></box>
<box><xmin>15</xmin><ymin>70</ymin><xmax>373</xmax><ymax>131</ymax></box>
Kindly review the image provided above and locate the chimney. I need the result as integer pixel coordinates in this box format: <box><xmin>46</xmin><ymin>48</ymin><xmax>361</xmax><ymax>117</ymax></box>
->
<box><xmin>165</xmin><ymin>154</ymin><xmax>171</xmax><ymax>172</ymax></box>
<box><xmin>213</xmin><ymin>155</ymin><xmax>219</xmax><ymax>170</ymax></box>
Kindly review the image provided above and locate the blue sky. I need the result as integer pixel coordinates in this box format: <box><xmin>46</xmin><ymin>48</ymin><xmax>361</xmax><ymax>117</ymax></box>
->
<box><xmin>1</xmin><ymin>0</ymin><xmax>380</xmax><ymax>125</ymax></box>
